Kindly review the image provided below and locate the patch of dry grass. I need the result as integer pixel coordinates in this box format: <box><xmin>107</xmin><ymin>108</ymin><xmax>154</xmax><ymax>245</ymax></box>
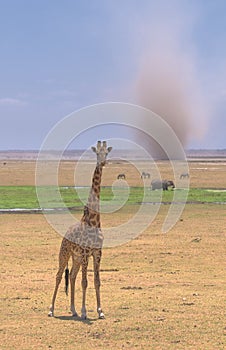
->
<box><xmin>0</xmin><ymin>159</ymin><xmax>225</xmax><ymax>349</ymax></box>
<box><xmin>1</xmin><ymin>204</ymin><xmax>225</xmax><ymax>349</ymax></box>
<box><xmin>1</xmin><ymin>159</ymin><xmax>226</xmax><ymax>188</ymax></box>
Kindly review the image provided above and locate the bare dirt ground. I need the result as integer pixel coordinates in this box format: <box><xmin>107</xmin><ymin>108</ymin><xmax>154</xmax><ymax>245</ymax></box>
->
<box><xmin>0</xmin><ymin>160</ymin><xmax>226</xmax><ymax>349</ymax></box>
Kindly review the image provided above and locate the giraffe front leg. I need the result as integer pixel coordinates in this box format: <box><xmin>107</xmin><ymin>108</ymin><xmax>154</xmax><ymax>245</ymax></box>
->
<box><xmin>48</xmin><ymin>305</ymin><xmax>54</xmax><ymax>317</ymax></box>
<box><xmin>97</xmin><ymin>307</ymin><xmax>105</xmax><ymax>319</ymax></box>
<box><xmin>93</xmin><ymin>250</ymin><xmax>105</xmax><ymax>319</ymax></box>
<box><xmin>95</xmin><ymin>273</ymin><xmax>105</xmax><ymax>319</ymax></box>
<box><xmin>94</xmin><ymin>270</ymin><xmax>105</xmax><ymax>319</ymax></box>
<box><xmin>81</xmin><ymin>258</ymin><xmax>89</xmax><ymax>319</ymax></box>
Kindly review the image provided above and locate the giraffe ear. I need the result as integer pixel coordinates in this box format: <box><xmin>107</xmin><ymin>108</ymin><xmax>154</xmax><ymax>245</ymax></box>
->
<box><xmin>107</xmin><ymin>147</ymin><xmax>112</xmax><ymax>153</ymax></box>
<box><xmin>91</xmin><ymin>146</ymin><xmax>97</xmax><ymax>153</ymax></box>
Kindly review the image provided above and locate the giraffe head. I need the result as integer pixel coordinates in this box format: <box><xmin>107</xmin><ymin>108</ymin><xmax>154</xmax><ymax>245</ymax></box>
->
<box><xmin>91</xmin><ymin>141</ymin><xmax>112</xmax><ymax>166</ymax></box>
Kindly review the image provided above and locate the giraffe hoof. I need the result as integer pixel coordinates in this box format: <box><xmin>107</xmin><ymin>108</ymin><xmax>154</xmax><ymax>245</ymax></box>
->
<box><xmin>48</xmin><ymin>311</ymin><xmax>54</xmax><ymax>317</ymax></box>
<box><xmin>81</xmin><ymin>314</ymin><xmax>87</xmax><ymax>320</ymax></box>
<box><xmin>99</xmin><ymin>312</ymin><xmax>105</xmax><ymax>319</ymax></box>
<box><xmin>72</xmin><ymin>312</ymin><xmax>78</xmax><ymax>317</ymax></box>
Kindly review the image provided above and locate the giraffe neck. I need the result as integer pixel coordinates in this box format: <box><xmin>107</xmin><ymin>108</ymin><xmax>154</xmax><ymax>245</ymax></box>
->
<box><xmin>81</xmin><ymin>164</ymin><xmax>103</xmax><ymax>228</ymax></box>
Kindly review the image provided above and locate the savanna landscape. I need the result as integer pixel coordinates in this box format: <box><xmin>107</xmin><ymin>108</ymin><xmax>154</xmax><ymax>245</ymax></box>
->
<box><xmin>0</xmin><ymin>156</ymin><xmax>226</xmax><ymax>349</ymax></box>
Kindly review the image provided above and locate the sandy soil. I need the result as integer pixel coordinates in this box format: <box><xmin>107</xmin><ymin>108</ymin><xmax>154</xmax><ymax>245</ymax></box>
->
<box><xmin>0</xmin><ymin>160</ymin><xmax>226</xmax><ymax>349</ymax></box>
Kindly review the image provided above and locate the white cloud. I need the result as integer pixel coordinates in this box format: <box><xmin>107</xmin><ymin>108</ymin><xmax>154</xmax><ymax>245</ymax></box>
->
<box><xmin>0</xmin><ymin>98</ymin><xmax>27</xmax><ymax>106</ymax></box>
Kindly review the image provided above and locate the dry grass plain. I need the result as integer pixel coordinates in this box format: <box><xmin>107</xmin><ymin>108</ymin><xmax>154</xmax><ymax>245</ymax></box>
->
<box><xmin>0</xmin><ymin>158</ymin><xmax>226</xmax><ymax>188</ymax></box>
<box><xmin>0</xmin><ymin>159</ymin><xmax>226</xmax><ymax>349</ymax></box>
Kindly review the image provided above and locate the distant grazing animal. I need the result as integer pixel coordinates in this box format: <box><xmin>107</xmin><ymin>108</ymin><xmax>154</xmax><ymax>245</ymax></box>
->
<box><xmin>48</xmin><ymin>141</ymin><xmax>112</xmax><ymax>320</ymax></box>
<box><xmin>117</xmin><ymin>173</ymin><xmax>126</xmax><ymax>180</ymax></box>
<box><xmin>141</xmin><ymin>171</ymin><xmax>150</xmax><ymax>179</ymax></box>
<box><xmin>180</xmin><ymin>172</ymin><xmax>189</xmax><ymax>179</ymax></box>
<box><xmin>151</xmin><ymin>179</ymin><xmax>175</xmax><ymax>191</ymax></box>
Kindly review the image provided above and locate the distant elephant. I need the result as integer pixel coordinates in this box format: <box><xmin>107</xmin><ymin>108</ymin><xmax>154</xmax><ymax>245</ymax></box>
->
<box><xmin>165</xmin><ymin>180</ymin><xmax>175</xmax><ymax>189</ymax></box>
<box><xmin>151</xmin><ymin>179</ymin><xmax>175</xmax><ymax>191</ymax></box>
<box><xmin>117</xmin><ymin>173</ymin><xmax>126</xmax><ymax>180</ymax></box>
<box><xmin>141</xmin><ymin>171</ymin><xmax>150</xmax><ymax>179</ymax></box>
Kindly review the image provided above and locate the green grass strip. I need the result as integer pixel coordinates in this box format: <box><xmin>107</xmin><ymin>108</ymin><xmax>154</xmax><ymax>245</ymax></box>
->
<box><xmin>0</xmin><ymin>186</ymin><xmax>225</xmax><ymax>209</ymax></box>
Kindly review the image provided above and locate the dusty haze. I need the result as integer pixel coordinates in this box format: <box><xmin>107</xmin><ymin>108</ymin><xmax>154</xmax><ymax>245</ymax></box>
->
<box><xmin>133</xmin><ymin>3</ymin><xmax>209</xmax><ymax>158</ymax></box>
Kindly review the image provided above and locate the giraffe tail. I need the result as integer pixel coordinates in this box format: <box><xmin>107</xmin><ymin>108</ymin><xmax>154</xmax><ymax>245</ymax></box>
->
<box><xmin>64</xmin><ymin>263</ymin><xmax>69</xmax><ymax>296</ymax></box>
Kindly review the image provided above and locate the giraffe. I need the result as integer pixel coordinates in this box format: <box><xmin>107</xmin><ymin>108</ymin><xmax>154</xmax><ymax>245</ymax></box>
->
<box><xmin>48</xmin><ymin>141</ymin><xmax>112</xmax><ymax>319</ymax></box>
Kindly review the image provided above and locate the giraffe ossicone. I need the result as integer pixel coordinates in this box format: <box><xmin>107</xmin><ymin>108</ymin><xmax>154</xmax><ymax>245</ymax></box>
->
<box><xmin>48</xmin><ymin>141</ymin><xmax>112</xmax><ymax>319</ymax></box>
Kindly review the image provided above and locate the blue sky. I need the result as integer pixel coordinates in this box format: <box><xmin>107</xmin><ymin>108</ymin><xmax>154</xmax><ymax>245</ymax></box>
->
<box><xmin>0</xmin><ymin>0</ymin><xmax>225</xmax><ymax>150</ymax></box>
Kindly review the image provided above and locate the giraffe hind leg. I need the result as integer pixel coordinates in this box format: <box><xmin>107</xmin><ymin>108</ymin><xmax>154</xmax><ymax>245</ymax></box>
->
<box><xmin>48</xmin><ymin>265</ymin><xmax>66</xmax><ymax>317</ymax></box>
<box><xmin>48</xmin><ymin>240</ymin><xmax>71</xmax><ymax>317</ymax></box>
